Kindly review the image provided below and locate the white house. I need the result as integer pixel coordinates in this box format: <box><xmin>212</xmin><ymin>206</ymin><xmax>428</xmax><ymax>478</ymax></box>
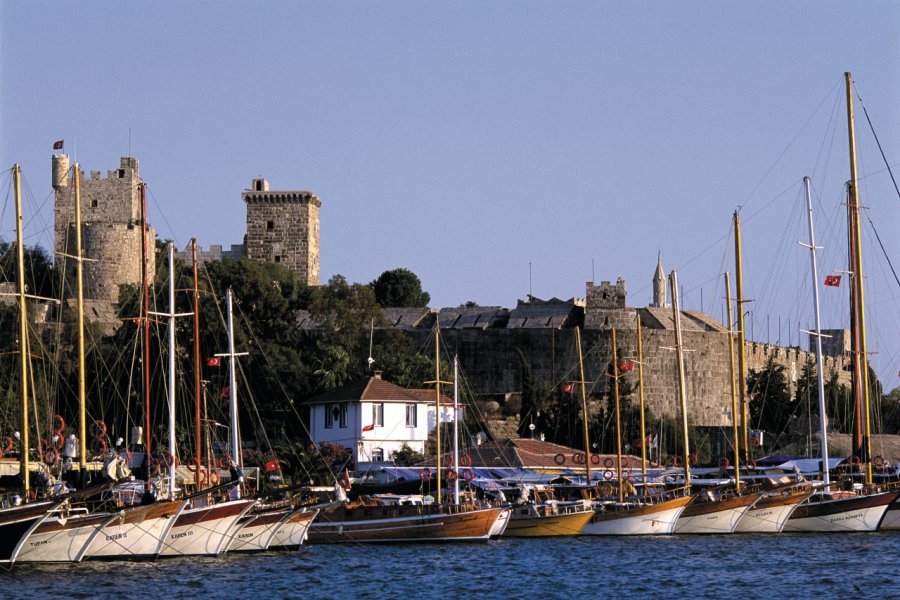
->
<box><xmin>303</xmin><ymin>372</ymin><xmax>460</xmax><ymax>466</ymax></box>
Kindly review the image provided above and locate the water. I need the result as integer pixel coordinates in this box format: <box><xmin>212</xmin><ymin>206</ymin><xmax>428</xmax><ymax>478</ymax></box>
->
<box><xmin>4</xmin><ymin>533</ymin><xmax>898</xmax><ymax>599</ymax></box>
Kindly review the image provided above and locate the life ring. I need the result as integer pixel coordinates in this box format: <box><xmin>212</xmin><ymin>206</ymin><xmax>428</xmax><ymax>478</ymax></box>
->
<box><xmin>572</xmin><ymin>453</ymin><xmax>585</xmax><ymax>464</ymax></box>
<box><xmin>446</xmin><ymin>469</ymin><xmax>458</xmax><ymax>481</ymax></box>
<box><xmin>420</xmin><ymin>468</ymin><xmax>432</xmax><ymax>481</ymax></box>
<box><xmin>161</xmin><ymin>450</ymin><xmax>177</xmax><ymax>468</ymax></box>
<box><xmin>150</xmin><ymin>456</ymin><xmax>162</xmax><ymax>477</ymax></box>
<box><xmin>747</xmin><ymin>459</ymin><xmax>757</xmax><ymax>470</ymax></box>
<box><xmin>667</xmin><ymin>456</ymin><xmax>677</xmax><ymax>468</ymax></box>
<box><xmin>603</xmin><ymin>469</ymin><xmax>613</xmax><ymax>481</ymax></box>
<box><xmin>603</xmin><ymin>457</ymin><xmax>615</xmax><ymax>468</ymax></box>
<box><xmin>751</xmin><ymin>437</ymin><xmax>761</xmax><ymax>448</ymax></box>
<box><xmin>90</xmin><ymin>420</ymin><xmax>107</xmax><ymax>438</ymax></box>
<box><xmin>44</xmin><ymin>447</ymin><xmax>59</xmax><ymax>465</ymax></box>
<box><xmin>689</xmin><ymin>454</ymin><xmax>699</xmax><ymax>467</ymax></box>
<box><xmin>873</xmin><ymin>456</ymin><xmax>885</xmax><ymax>468</ymax></box>
<box><xmin>90</xmin><ymin>437</ymin><xmax>107</xmax><ymax>456</ymax></box>
<box><xmin>459</xmin><ymin>454</ymin><xmax>472</xmax><ymax>467</ymax></box>
<box><xmin>622</xmin><ymin>470</ymin><xmax>632</xmax><ymax>481</ymax></box>
<box><xmin>849</xmin><ymin>455</ymin><xmax>861</xmax><ymax>465</ymax></box>
<box><xmin>554</xmin><ymin>453</ymin><xmax>566</xmax><ymax>465</ymax></box>
<box><xmin>51</xmin><ymin>414</ymin><xmax>65</xmax><ymax>434</ymax></box>
<box><xmin>462</xmin><ymin>468</ymin><xmax>475</xmax><ymax>482</ymax></box>
<box><xmin>622</xmin><ymin>457</ymin><xmax>631</xmax><ymax>468</ymax></box>
<box><xmin>599</xmin><ymin>483</ymin><xmax>614</xmax><ymax>497</ymax></box>
<box><xmin>3</xmin><ymin>436</ymin><xmax>12</xmax><ymax>453</ymax></box>
<box><xmin>209</xmin><ymin>469</ymin><xmax>220</xmax><ymax>484</ymax></box>
<box><xmin>186</xmin><ymin>456</ymin><xmax>201</xmax><ymax>472</ymax></box>
<box><xmin>719</xmin><ymin>457</ymin><xmax>730</xmax><ymax>468</ymax></box>
<box><xmin>590</xmin><ymin>454</ymin><xmax>601</xmax><ymax>465</ymax></box>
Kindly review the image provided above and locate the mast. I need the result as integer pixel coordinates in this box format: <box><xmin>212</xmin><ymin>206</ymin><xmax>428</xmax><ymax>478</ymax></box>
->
<box><xmin>724</xmin><ymin>272</ymin><xmax>741</xmax><ymax>490</ymax></box>
<box><xmin>140</xmin><ymin>183</ymin><xmax>152</xmax><ymax>488</ymax></box>
<box><xmin>733</xmin><ymin>211</ymin><xmax>751</xmax><ymax>464</ymax></box>
<box><xmin>845</xmin><ymin>71</ymin><xmax>873</xmax><ymax>483</ymax></box>
<box><xmin>636</xmin><ymin>315</ymin><xmax>647</xmax><ymax>476</ymax></box>
<box><xmin>452</xmin><ymin>355</ymin><xmax>460</xmax><ymax>505</ymax></box>
<box><xmin>166</xmin><ymin>243</ymin><xmax>176</xmax><ymax>497</ymax></box>
<box><xmin>225</xmin><ymin>289</ymin><xmax>243</xmax><ymax>473</ymax></box>
<box><xmin>433</xmin><ymin>319</ymin><xmax>442</xmax><ymax>503</ymax></box>
<box><xmin>670</xmin><ymin>270</ymin><xmax>691</xmax><ymax>489</ymax></box>
<box><xmin>13</xmin><ymin>165</ymin><xmax>30</xmax><ymax>497</ymax></box>
<box><xmin>191</xmin><ymin>240</ymin><xmax>202</xmax><ymax>478</ymax></box>
<box><xmin>802</xmin><ymin>176</ymin><xmax>831</xmax><ymax>489</ymax></box>
<box><xmin>74</xmin><ymin>164</ymin><xmax>88</xmax><ymax>475</ymax></box>
<box><xmin>611</xmin><ymin>328</ymin><xmax>624</xmax><ymax>503</ymax></box>
<box><xmin>575</xmin><ymin>327</ymin><xmax>591</xmax><ymax>484</ymax></box>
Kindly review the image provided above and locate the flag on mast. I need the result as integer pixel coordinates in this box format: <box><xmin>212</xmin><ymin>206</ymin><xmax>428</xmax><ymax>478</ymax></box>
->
<box><xmin>824</xmin><ymin>275</ymin><xmax>841</xmax><ymax>287</ymax></box>
<box><xmin>53</xmin><ymin>140</ymin><xmax>64</xmax><ymax>150</ymax></box>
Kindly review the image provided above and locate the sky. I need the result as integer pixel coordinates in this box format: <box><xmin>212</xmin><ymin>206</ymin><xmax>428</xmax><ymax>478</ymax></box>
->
<box><xmin>1</xmin><ymin>2</ymin><xmax>899</xmax><ymax>388</ymax></box>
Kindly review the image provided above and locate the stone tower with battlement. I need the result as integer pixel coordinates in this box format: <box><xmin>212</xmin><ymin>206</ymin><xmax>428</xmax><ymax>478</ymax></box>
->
<box><xmin>53</xmin><ymin>155</ymin><xmax>155</xmax><ymax>305</ymax></box>
<box><xmin>242</xmin><ymin>178</ymin><xmax>320</xmax><ymax>285</ymax></box>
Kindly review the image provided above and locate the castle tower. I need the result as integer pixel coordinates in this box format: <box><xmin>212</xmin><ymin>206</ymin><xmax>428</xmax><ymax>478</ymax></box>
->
<box><xmin>53</xmin><ymin>155</ymin><xmax>154</xmax><ymax>304</ymax></box>
<box><xmin>242</xmin><ymin>178</ymin><xmax>320</xmax><ymax>285</ymax></box>
<box><xmin>651</xmin><ymin>252</ymin><xmax>667</xmax><ymax>308</ymax></box>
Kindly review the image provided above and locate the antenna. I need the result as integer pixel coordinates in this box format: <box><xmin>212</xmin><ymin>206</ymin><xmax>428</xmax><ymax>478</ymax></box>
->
<box><xmin>529</xmin><ymin>261</ymin><xmax>532</xmax><ymax>298</ymax></box>
<box><xmin>367</xmin><ymin>317</ymin><xmax>375</xmax><ymax>370</ymax></box>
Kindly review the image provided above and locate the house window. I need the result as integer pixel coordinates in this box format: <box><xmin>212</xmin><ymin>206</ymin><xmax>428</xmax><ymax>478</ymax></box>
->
<box><xmin>339</xmin><ymin>403</ymin><xmax>348</xmax><ymax>428</ymax></box>
<box><xmin>373</xmin><ymin>403</ymin><xmax>384</xmax><ymax>428</ymax></box>
<box><xmin>371</xmin><ymin>448</ymin><xmax>384</xmax><ymax>462</ymax></box>
<box><xmin>406</xmin><ymin>404</ymin><xmax>417</xmax><ymax>428</ymax></box>
<box><xmin>267</xmin><ymin>220</ymin><xmax>275</xmax><ymax>230</ymax></box>
<box><xmin>325</xmin><ymin>404</ymin><xmax>339</xmax><ymax>429</ymax></box>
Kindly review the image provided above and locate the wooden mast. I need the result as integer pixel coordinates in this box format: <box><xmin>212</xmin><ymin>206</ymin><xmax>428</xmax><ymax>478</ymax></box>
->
<box><xmin>636</xmin><ymin>315</ymin><xmax>647</xmax><ymax>476</ymax></box>
<box><xmin>434</xmin><ymin>317</ymin><xmax>442</xmax><ymax>503</ymax></box>
<box><xmin>13</xmin><ymin>165</ymin><xmax>30</xmax><ymax>497</ymax></box>
<box><xmin>724</xmin><ymin>271</ymin><xmax>741</xmax><ymax>490</ymax></box>
<box><xmin>611</xmin><ymin>328</ymin><xmax>624</xmax><ymax>502</ymax></box>
<box><xmin>845</xmin><ymin>71</ymin><xmax>873</xmax><ymax>484</ymax></box>
<box><xmin>74</xmin><ymin>164</ymin><xmax>88</xmax><ymax>476</ymax></box>
<box><xmin>575</xmin><ymin>327</ymin><xmax>591</xmax><ymax>484</ymax></box>
<box><xmin>733</xmin><ymin>211</ymin><xmax>751</xmax><ymax>464</ymax></box>
<box><xmin>140</xmin><ymin>182</ymin><xmax>152</xmax><ymax>489</ymax></box>
<box><xmin>669</xmin><ymin>270</ymin><xmax>691</xmax><ymax>490</ymax></box>
<box><xmin>191</xmin><ymin>239</ymin><xmax>203</xmax><ymax>482</ymax></box>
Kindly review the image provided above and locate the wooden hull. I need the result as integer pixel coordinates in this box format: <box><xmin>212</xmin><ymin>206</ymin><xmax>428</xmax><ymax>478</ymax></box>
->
<box><xmin>734</xmin><ymin>491</ymin><xmax>810</xmax><ymax>534</ymax></box>
<box><xmin>308</xmin><ymin>505</ymin><xmax>503</xmax><ymax>543</ymax></box>
<box><xmin>15</xmin><ymin>510</ymin><xmax>116</xmax><ymax>563</ymax></box>
<box><xmin>269</xmin><ymin>509</ymin><xmax>318</xmax><ymax>549</ymax></box>
<box><xmin>503</xmin><ymin>508</ymin><xmax>592</xmax><ymax>537</ymax></box>
<box><xmin>0</xmin><ymin>501</ymin><xmax>60</xmax><ymax>563</ymax></box>
<box><xmin>582</xmin><ymin>496</ymin><xmax>693</xmax><ymax>536</ymax></box>
<box><xmin>159</xmin><ymin>499</ymin><xmax>255</xmax><ymax>557</ymax></box>
<box><xmin>674</xmin><ymin>493</ymin><xmax>758</xmax><ymax>534</ymax></box>
<box><xmin>783</xmin><ymin>490</ymin><xmax>899</xmax><ymax>533</ymax></box>
<box><xmin>83</xmin><ymin>500</ymin><xmax>186</xmax><ymax>560</ymax></box>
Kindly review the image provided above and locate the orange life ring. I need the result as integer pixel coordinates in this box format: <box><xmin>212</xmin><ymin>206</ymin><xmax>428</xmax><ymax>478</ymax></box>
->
<box><xmin>751</xmin><ymin>437</ymin><xmax>761</xmax><ymax>448</ymax></box>
<box><xmin>420</xmin><ymin>468</ymin><xmax>432</xmax><ymax>481</ymax></box>
<box><xmin>44</xmin><ymin>448</ymin><xmax>59</xmax><ymax>465</ymax></box>
<box><xmin>462</xmin><ymin>468</ymin><xmax>475</xmax><ymax>482</ymax></box>
<box><xmin>602</xmin><ymin>469</ymin><xmax>614</xmax><ymax>480</ymax></box>
<box><xmin>150</xmin><ymin>456</ymin><xmax>162</xmax><ymax>477</ymax></box>
<box><xmin>209</xmin><ymin>469</ymin><xmax>220</xmax><ymax>484</ymax></box>
<box><xmin>51</xmin><ymin>414</ymin><xmax>65</xmax><ymax>435</ymax></box>
<box><xmin>90</xmin><ymin>420</ymin><xmax>107</xmax><ymax>438</ymax></box>
<box><xmin>590</xmin><ymin>454</ymin><xmax>601</xmax><ymax>465</ymax></box>
<box><xmin>3</xmin><ymin>436</ymin><xmax>12</xmax><ymax>453</ymax></box>
<box><xmin>554</xmin><ymin>453</ymin><xmax>566</xmax><ymax>465</ymax></box>
<box><xmin>873</xmin><ymin>456</ymin><xmax>885</xmax><ymax>468</ymax></box>
<box><xmin>446</xmin><ymin>469</ymin><xmax>458</xmax><ymax>481</ymax></box>
<box><xmin>186</xmin><ymin>456</ymin><xmax>201</xmax><ymax>472</ymax></box>
<box><xmin>719</xmin><ymin>457</ymin><xmax>730</xmax><ymax>468</ymax></box>
<box><xmin>572</xmin><ymin>453</ymin><xmax>585</xmax><ymax>464</ymax></box>
<box><xmin>459</xmin><ymin>454</ymin><xmax>472</xmax><ymax>467</ymax></box>
<box><xmin>161</xmin><ymin>450</ymin><xmax>177</xmax><ymax>468</ymax></box>
<box><xmin>90</xmin><ymin>438</ymin><xmax>107</xmax><ymax>456</ymax></box>
<box><xmin>849</xmin><ymin>455</ymin><xmax>861</xmax><ymax>465</ymax></box>
<box><xmin>603</xmin><ymin>457</ymin><xmax>614</xmax><ymax>468</ymax></box>
<box><xmin>667</xmin><ymin>456</ymin><xmax>677</xmax><ymax>467</ymax></box>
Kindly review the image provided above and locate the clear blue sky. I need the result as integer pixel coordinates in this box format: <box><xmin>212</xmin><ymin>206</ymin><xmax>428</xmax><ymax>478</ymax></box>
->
<box><xmin>2</xmin><ymin>2</ymin><xmax>899</xmax><ymax>389</ymax></box>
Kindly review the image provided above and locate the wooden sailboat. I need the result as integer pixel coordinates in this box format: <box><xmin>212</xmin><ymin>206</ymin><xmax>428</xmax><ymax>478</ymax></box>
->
<box><xmin>580</xmin><ymin>326</ymin><xmax>693</xmax><ymax>535</ymax></box>
<box><xmin>668</xmin><ymin>271</ymin><xmax>758</xmax><ymax>534</ymax></box>
<box><xmin>784</xmin><ymin>77</ymin><xmax>900</xmax><ymax>530</ymax></box>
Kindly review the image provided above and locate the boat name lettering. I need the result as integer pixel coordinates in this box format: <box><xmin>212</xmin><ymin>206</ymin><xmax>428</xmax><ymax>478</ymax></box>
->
<box><xmin>105</xmin><ymin>532</ymin><xmax>127</xmax><ymax>542</ymax></box>
<box><xmin>29</xmin><ymin>539</ymin><xmax>49</xmax><ymax>547</ymax></box>
<box><xmin>171</xmin><ymin>530</ymin><xmax>193</xmax><ymax>540</ymax></box>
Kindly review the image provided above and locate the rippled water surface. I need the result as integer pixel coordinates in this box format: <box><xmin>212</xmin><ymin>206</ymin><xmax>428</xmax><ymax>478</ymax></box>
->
<box><xmin>5</xmin><ymin>533</ymin><xmax>898</xmax><ymax>599</ymax></box>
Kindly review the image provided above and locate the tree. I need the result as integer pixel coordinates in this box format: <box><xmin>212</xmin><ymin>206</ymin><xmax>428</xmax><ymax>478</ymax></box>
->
<box><xmin>390</xmin><ymin>443</ymin><xmax>425</xmax><ymax>466</ymax></box>
<box><xmin>747</xmin><ymin>356</ymin><xmax>794</xmax><ymax>444</ymax></box>
<box><xmin>370</xmin><ymin>268</ymin><xmax>430</xmax><ymax>308</ymax></box>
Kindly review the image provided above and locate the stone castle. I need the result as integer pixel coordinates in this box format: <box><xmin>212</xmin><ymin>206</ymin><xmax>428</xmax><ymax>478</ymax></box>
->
<box><xmin>52</xmin><ymin>156</ymin><xmax>321</xmax><ymax>319</ymax></box>
<box><xmin>52</xmin><ymin>155</ymin><xmax>850</xmax><ymax>427</ymax></box>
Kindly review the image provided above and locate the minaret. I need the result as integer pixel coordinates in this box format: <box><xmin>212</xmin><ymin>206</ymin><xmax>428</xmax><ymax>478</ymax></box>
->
<box><xmin>651</xmin><ymin>252</ymin><xmax>667</xmax><ymax>308</ymax></box>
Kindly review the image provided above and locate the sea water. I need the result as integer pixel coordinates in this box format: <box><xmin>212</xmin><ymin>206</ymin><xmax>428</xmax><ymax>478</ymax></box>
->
<box><xmin>4</xmin><ymin>533</ymin><xmax>898</xmax><ymax>599</ymax></box>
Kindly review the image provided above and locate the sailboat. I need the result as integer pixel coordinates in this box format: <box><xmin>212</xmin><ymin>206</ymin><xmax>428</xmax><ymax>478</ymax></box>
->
<box><xmin>579</xmin><ymin>325</ymin><xmax>693</xmax><ymax>536</ymax></box>
<box><xmin>668</xmin><ymin>271</ymin><xmax>758</xmax><ymax>534</ymax></box>
<box><xmin>783</xmin><ymin>77</ymin><xmax>900</xmax><ymax>530</ymax></box>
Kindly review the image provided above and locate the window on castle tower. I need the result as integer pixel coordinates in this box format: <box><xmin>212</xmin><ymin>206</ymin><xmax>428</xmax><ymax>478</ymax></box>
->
<box><xmin>91</xmin><ymin>200</ymin><xmax>99</xmax><ymax>208</ymax></box>
<box><xmin>267</xmin><ymin>220</ymin><xmax>275</xmax><ymax>230</ymax></box>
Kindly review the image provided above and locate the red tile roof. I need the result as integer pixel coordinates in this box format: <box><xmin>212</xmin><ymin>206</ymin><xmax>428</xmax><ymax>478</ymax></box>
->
<box><xmin>304</xmin><ymin>376</ymin><xmax>429</xmax><ymax>404</ymax></box>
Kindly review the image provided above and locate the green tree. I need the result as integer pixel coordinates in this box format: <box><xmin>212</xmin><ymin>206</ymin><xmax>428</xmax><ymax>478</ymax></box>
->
<box><xmin>747</xmin><ymin>356</ymin><xmax>794</xmax><ymax>444</ymax></box>
<box><xmin>370</xmin><ymin>268</ymin><xmax>430</xmax><ymax>308</ymax></box>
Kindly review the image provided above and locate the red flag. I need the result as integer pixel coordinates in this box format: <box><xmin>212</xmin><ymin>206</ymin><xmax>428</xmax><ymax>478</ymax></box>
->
<box><xmin>264</xmin><ymin>457</ymin><xmax>280</xmax><ymax>472</ymax></box>
<box><xmin>53</xmin><ymin>140</ymin><xmax>64</xmax><ymax>150</ymax></box>
<box><xmin>206</xmin><ymin>357</ymin><xmax>221</xmax><ymax>367</ymax></box>
<box><xmin>824</xmin><ymin>275</ymin><xmax>841</xmax><ymax>287</ymax></box>
<box><xmin>620</xmin><ymin>361</ymin><xmax>635</xmax><ymax>372</ymax></box>
<box><xmin>362</xmin><ymin>423</ymin><xmax>375</xmax><ymax>432</ymax></box>
<box><xmin>562</xmin><ymin>383</ymin><xmax>574</xmax><ymax>393</ymax></box>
